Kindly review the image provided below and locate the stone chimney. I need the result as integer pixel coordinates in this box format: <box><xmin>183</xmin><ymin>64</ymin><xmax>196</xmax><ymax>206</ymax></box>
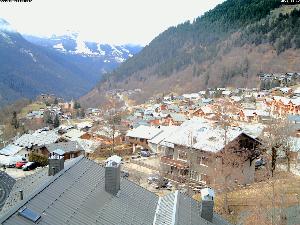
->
<box><xmin>200</xmin><ymin>188</ymin><xmax>215</xmax><ymax>222</ymax></box>
<box><xmin>105</xmin><ymin>155</ymin><xmax>121</xmax><ymax>195</ymax></box>
<box><xmin>48</xmin><ymin>153</ymin><xmax>64</xmax><ymax>176</ymax></box>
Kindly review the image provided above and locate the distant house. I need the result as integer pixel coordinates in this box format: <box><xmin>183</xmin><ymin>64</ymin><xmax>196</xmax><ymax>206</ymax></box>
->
<box><xmin>126</xmin><ymin>125</ymin><xmax>162</xmax><ymax>152</ymax></box>
<box><xmin>13</xmin><ymin>130</ymin><xmax>61</xmax><ymax>158</ymax></box>
<box><xmin>239</xmin><ymin>109</ymin><xmax>270</xmax><ymax>122</ymax></box>
<box><xmin>148</xmin><ymin>126</ymin><xmax>178</xmax><ymax>154</ymax></box>
<box><xmin>160</xmin><ymin>119</ymin><xmax>261</xmax><ymax>187</ymax></box>
<box><xmin>45</xmin><ymin>141</ymin><xmax>84</xmax><ymax>160</ymax></box>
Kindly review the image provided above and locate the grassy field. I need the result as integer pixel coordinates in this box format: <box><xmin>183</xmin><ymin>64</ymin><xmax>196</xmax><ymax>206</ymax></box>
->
<box><xmin>19</xmin><ymin>102</ymin><xmax>46</xmax><ymax>118</ymax></box>
<box><xmin>193</xmin><ymin>171</ymin><xmax>300</xmax><ymax>224</ymax></box>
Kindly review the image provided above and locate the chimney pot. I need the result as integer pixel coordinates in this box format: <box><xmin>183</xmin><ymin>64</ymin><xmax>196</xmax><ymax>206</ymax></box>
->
<box><xmin>200</xmin><ymin>188</ymin><xmax>215</xmax><ymax>222</ymax></box>
<box><xmin>105</xmin><ymin>157</ymin><xmax>121</xmax><ymax>195</ymax></box>
<box><xmin>48</xmin><ymin>155</ymin><xmax>64</xmax><ymax>176</ymax></box>
<box><xmin>19</xmin><ymin>190</ymin><xmax>23</xmax><ymax>201</ymax></box>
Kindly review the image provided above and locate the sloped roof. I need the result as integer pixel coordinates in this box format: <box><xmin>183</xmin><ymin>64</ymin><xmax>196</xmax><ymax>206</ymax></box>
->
<box><xmin>164</xmin><ymin>119</ymin><xmax>260</xmax><ymax>152</ymax></box>
<box><xmin>0</xmin><ymin>158</ymin><xmax>80</xmax><ymax>217</ymax></box>
<box><xmin>0</xmin><ymin>157</ymin><xmax>158</xmax><ymax>225</ymax></box>
<box><xmin>45</xmin><ymin>141</ymin><xmax>84</xmax><ymax>154</ymax></box>
<box><xmin>148</xmin><ymin>126</ymin><xmax>178</xmax><ymax>145</ymax></box>
<box><xmin>63</xmin><ymin>129</ymin><xmax>85</xmax><ymax>141</ymax></box>
<box><xmin>153</xmin><ymin>191</ymin><xmax>231</xmax><ymax>225</ymax></box>
<box><xmin>0</xmin><ymin>157</ymin><xmax>231</xmax><ymax>225</ymax></box>
<box><xmin>126</xmin><ymin>125</ymin><xmax>162</xmax><ymax>140</ymax></box>
<box><xmin>0</xmin><ymin>172</ymin><xmax>15</xmax><ymax>211</ymax></box>
<box><xmin>0</xmin><ymin>145</ymin><xmax>23</xmax><ymax>156</ymax></box>
<box><xmin>14</xmin><ymin>131</ymin><xmax>60</xmax><ymax>148</ymax></box>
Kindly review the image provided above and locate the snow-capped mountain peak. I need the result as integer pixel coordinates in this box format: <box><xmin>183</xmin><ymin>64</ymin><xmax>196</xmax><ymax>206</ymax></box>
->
<box><xmin>24</xmin><ymin>33</ymin><xmax>143</xmax><ymax>64</ymax></box>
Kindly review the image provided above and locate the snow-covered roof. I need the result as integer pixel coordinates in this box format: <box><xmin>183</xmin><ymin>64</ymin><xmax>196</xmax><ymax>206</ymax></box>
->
<box><xmin>77</xmin><ymin>121</ymin><xmax>93</xmax><ymax>130</ymax></box>
<box><xmin>14</xmin><ymin>131</ymin><xmax>60</xmax><ymax>148</ymax></box>
<box><xmin>290</xmin><ymin>137</ymin><xmax>300</xmax><ymax>152</ymax></box>
<box><xmin>164</xmin><ymin>118</ymin><xmax>259</xmax><ymax>152</ymax></box>
<box><xmin>201</xmin><ymin>106</ymin><xmax>214</xmax><ymax>114</ymax></box>
<box><xmin>148</xmin><ymin>126</ymin><xmax>178</xmax><ymax>145</ymax></box>
<box><xmin>280</xmin><ymin>87</ymin><xmax>291</xmax><ymax>93</ymax></box>
<box><xmin>63</xmin><ymin>129</ymin><xmax>85</xmax><ymax>141</ymax></box>
<box><xmin>126</xmin><ymin>125</ymin><xmax>162</xmax><ymax>140</ymax></box>
<box><xmin>0</xmin><ymin>145</ymin><xmax>23</xmax><ymax>156</ymax></box>
<box><xmin>182</xmin><ymin>93</ymin><xmax>200</xmax><ymax>99</ymax></box>
<box><xmin>243</xmin><ymin>109</ymin><xmax>270</xmax><ymax>117</ymax></box>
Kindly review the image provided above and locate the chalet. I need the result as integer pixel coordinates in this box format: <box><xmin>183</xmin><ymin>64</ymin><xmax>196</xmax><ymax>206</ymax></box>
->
<box><xmin>239</xmin><ymin>109</ymin><xmax>270</xmax><ymax>122</ymax></box>
<box><xmin>160</xmin><ymin>119</ymin><xmax>261</xmax><ymax>187</ymax></box>
<box><xmin>126</xmin><ymin>125</ymin><xmax>162</xmax><ymax>152</ymax></box>
<box><xmin>13</xmin><ymin>130</ymin><xmax>61</xmax><ymax>158</ymax></box>
<box><xmin>164</xmin><ymin>113</ymin><xmax>187</xmax><ymax>126</ymax></box>
<box><xmin>45</xmin><ymin>141</ymin><xmax>84</xmax><ymax>160</ymax></box>
<box><xmin>148</xmin><ymin>126</ymin><xmax>178</xmax><ymax>154</ymax></box>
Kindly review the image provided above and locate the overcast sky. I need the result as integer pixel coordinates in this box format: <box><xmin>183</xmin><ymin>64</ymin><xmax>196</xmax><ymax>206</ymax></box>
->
<box><xmin>0</xmin><ymin>0</ymin><xmax>224</xmax><ymax>45</ymax></box>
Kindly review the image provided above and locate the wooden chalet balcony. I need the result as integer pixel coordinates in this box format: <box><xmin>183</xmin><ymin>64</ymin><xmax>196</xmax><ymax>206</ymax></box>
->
<box><xmin>161</xmin><ymin>156</ymin><xmax>189</xmax><ymax>169</ymax></box>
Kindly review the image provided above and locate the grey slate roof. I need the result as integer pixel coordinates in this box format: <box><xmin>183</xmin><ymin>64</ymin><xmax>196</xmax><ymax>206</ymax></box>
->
<box><xmin>0</xmin><ymin>158</ymin><xmax>81</xmax><ymax>217</ymax></box>
<box><xmin>0</xmin><ymin>172</ymin><xmax>15</xmax><ymax>211</ymax></box>
<box><xmin>153</xmin><ymin>191</ymin><xmax>231</xmax><ymax>225</ymax></box>
<box><xmin>176</xmin><ymin>192</ymin><xmax>231</xmax><ymax>225</ymax></box>
<box><xmin>0</xmin><ymin>157</ymin><xmax>231</xmax><ymax>225</ymax></box>
<box><xmin>45</xmin><ymin>141</ymin><xmax>84</xmax><ymax>154</ymax></box>
<box><xmin>0</xmin><ymin>157</ymin><xmax>158</xmax><ymax>225</ymax></box>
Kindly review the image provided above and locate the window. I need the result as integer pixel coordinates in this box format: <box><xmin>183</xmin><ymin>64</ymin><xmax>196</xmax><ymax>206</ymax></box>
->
<box><xmin>178</xmin><ymin>150</ymin><xmax>187</xmax><ymax>161</ymax></box>
<box><xmin>197</xmin><ymin>156</ymin><xmax>209</xmax><ymax>166</ymax></box>
<box><xmin>19</xmin><ymin>207</ymin><xmax>41</xmax><ymax>222</ymax></box>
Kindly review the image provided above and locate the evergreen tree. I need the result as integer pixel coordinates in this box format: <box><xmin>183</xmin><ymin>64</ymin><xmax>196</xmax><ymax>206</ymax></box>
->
<box><xmin>11</xmin><ymin>111</ymin><xmax>19</xmax><ymax>129</ymax></box>
<box><xmin>53</xmin><ymin>115</ymin><xmax>60</xmax><ymax>128</ymax></box>
<box><xmin>54</xmin><ymin>98</ymin><xmax>58</xmax><ymax>105</ymax></box>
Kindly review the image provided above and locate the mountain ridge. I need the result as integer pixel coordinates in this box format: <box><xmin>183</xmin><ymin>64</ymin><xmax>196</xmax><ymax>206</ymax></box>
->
<box><xmin>81</xmin><ymin>0</ymin><xmax>300</xmax><ymax>107</ymax></box>
<box><xmin>0</xmin><ymin>19</ymin><xmax>142</xmax><ymax>107</ymax></box>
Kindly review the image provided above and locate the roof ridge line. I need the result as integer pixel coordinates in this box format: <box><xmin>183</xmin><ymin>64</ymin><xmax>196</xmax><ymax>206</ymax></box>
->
<box><xmin>0</xmin><ymin>156</ymin><xmax>85</xmax><ymax>224</ymax></box>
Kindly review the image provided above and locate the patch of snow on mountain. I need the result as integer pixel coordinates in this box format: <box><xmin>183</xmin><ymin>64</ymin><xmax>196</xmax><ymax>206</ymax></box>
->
<box><xmin>114</xmin><ymin>57</ymin><xmax>125</xmax><ymax>63</ymax></box>
<box><xmin>20</xmin><ymin>48</ymin><xmax>37</xmax><ymax>63</ymax></box>
<box><xmin>74</xmin><ymin>36</ymin><xmax>94</xmax><ymax>55</ymax></box>
<box><xmin>0</xmin><ymin>31</ymin><xmax>13</xmax><ymax>44</ymax></box>
<box><xmin>120</xmin><ymin>46</ymin><xmax>130</xmax><ymax>53</ymax></box>
<box><xmin>97</xmin><ymin>44</ymin><xmax>106</xmax><ymax>56</ymax></box>
<box><xmin>104</xmin><ymin>59</ymin><xmax>110</xmax><ymax>63</ymax></box>
<box><xmin>53</xmin><ymin>43</ymin><xmax>66</xmax><ymax>52</ymax></box>
<box><xmin>128</xmin><ymin>54</ymin><xmax>133</xmax><ymax>57</ymax></box>
<box><xmin>0</xmin><ymin>18</ymin><xmax>16</xmax><ymax>33</ymax></box>
<box><xmin>111</xmin><ymin>45</ymin><xmax>123</xmax><ymax>57</ymax></box>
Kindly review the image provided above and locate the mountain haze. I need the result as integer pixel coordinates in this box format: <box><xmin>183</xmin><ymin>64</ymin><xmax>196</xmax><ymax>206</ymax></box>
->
<box><xmin>82</xmin><ymin>0</ymin><xmax>300</xmax><ymax>106</ymax></box>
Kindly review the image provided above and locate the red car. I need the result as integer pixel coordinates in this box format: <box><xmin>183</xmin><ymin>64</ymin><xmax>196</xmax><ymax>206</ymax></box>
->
<box><xmin>16</xmin><ymin>161</ymin><xmax>27</xmax><ymax>169</ymax></box>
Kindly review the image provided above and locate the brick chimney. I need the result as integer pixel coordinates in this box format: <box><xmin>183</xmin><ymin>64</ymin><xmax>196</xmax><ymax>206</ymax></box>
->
<box><xmin>200</xmin><ymin>188</ymin><xmax>215</xmax><ymax>222</ymax></box>
<box><xmin>105</xmin><ymin>155</ymin><xmax>121</xmax><ymax>195</ymax></box>
<box><xmin>48</xmin><ymin>153</ymin><xmax>64</xmax><ymax>176</ymax></box>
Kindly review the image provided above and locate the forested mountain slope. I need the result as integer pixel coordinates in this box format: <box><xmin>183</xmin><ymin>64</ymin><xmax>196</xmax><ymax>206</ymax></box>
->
<box><xmin>82</xmin><ymin>0</ymin><xmax>300</xmax><ymax>106</ymax></box>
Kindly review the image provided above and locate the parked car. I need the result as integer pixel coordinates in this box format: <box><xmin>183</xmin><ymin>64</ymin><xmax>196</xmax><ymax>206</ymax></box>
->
<box><xmin>147</xmin><ymin>174</ymin><xmax>160</xmax><ymax>184</ymax></box>
<box><xmin>22</xmin><ymin>162</ymin><xmax>38</xmax><ymax>171</ymax></box>
<box><xmin>255</xmin><ymin>158</ymin><xmax>266</xmax><ymax>169</ymax></box>
<box><xmin>16</xmin><ymin>161</ymin><xmax>28</xmax><ymax>169</ymax></box>
<box><xmin>121</xmin><ymin>170</ymin><xmax>129</xmax><ymax>178</ymax></box>
<box><xmin>140</xmin><ymin>150</ymin><xmax>150</xmax><ymax>157</ymax></box>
